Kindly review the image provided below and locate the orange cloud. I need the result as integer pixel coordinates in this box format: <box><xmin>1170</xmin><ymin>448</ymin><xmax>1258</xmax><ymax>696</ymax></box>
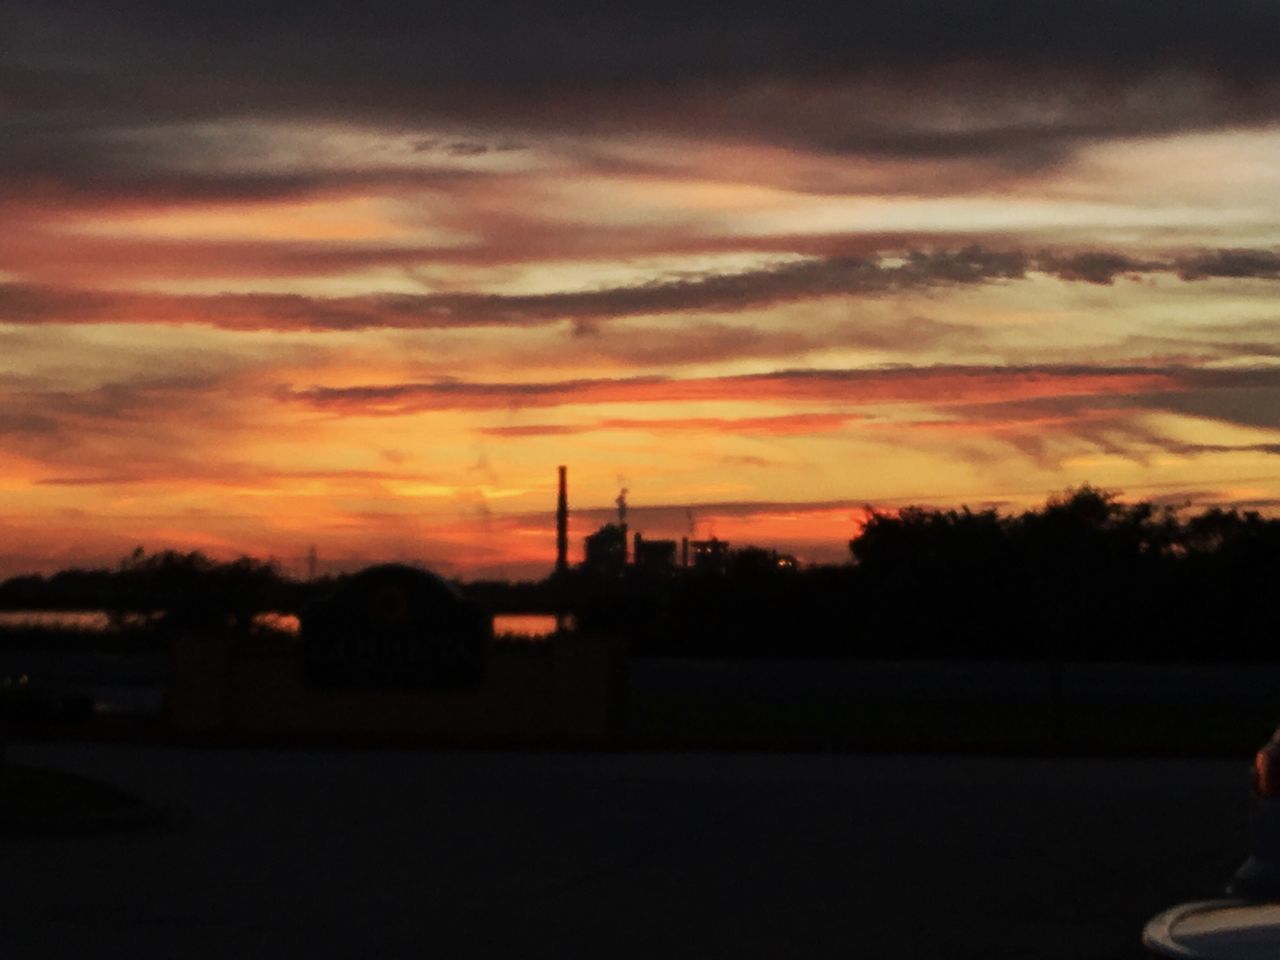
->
<box><xmin>480</xmin><ymin>413</ymin><xmax>863</xmax><ymax>438</ymax></box>
<box><xmin>291</xmin><ymin>366</ymin><xmax>1181</xmax><ymax>415</ymax></box>
<box><xmin>8</xmin><ymin>247</ymin><xmax>1277</xmax><ymax>330</ymax></box>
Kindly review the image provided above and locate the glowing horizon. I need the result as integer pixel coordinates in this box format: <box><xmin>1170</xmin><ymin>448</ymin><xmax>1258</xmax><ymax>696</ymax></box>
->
<box><xmin>4</xmin><ymin>4</ymin><xmax>1280</xmax><ymax>580</ymax></box>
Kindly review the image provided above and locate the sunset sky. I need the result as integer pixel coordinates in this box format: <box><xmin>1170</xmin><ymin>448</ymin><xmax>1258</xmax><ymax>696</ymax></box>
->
<box><xmin>4</xmin><ymin>1</ymin><xmax>1280</xmax><ymax>579</ymax></box>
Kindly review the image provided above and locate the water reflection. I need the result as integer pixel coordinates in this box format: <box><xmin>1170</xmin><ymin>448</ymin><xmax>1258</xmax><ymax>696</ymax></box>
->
<box><xmin>0</xmin><ymin>609</ymin><xmax>562</xmax><ymax>640</ymax></box>
<box><xmin>0</xmin><ymin>610</ymin><xmax>114</xmax><ymax>630</ymax></box>
<box><xmin>492</xmin><ymin>614</ymin><xmax>559</xmax><ymax>639</ymax></box>
<box><xmin>252</xmin><ymin>612</ymin><xmax>301</xmax><ymax>635</ymax></box>
<box><xmin>243</xmin><ymin>612</ymin><xmax>557</xmax><ymax>638</ymax></box>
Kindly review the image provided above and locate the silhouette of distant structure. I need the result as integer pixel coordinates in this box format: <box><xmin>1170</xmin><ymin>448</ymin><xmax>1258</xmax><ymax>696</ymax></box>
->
<box><xmin>301</xmin><ymin>563</ymin><xmax>487</xmax><ymax>688</ymax></box>
<box><xmin>583</xmin><ymin>523</ymin><xmax>628</xmax><ymax>576</ymax></box>
<box><xmin>615</xmin><ymin>487</ymin><xmax>629</xmax><ymax>565</ymax></box>
<box><xmin>633</xmin><ymin>533</ymin><xmax>677</xmax><ymax>572</ymax></box>
<box><xmin>172</xmin><ymin>561</ymin><xmax>625</xmax><ymax>741</ymax></box>
<box><xmin>555</xmin><ymin>465</ymin><xmax>569</xmax><ymax>577</ymax></box>
<box><xmin>568</xmin><ymin>477</ymin><xmax>775</xmax><ymax>578</ymax></box>
<box><xmin>690</xmin><ymin>537</ymin><xmax>731</xmax><ymax>574</ymax></box>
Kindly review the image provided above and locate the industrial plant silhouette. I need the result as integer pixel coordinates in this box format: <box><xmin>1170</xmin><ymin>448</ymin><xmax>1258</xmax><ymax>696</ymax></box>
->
<box><xmin>2</xmin><ymin>467</ymin><xmax>1279</xmax><ymax>666</ymax></box>
<box><xmin>556</xmin><ymin>466</ymin><xmax>789</xmax><ymax>580</ymax></box>
<box><xmin>3</xmin><ymin>465</ymin><xmax>1280</xmax><ymax>757</ymax></box>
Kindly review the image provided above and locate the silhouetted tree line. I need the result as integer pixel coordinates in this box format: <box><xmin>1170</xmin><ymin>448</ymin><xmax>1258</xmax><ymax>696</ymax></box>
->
<box><xmin>585</xmin><ymin>488</ymin><xmax>1280</xmax><ymax>662</ymax></box>
<box><xmin>2</xmin><ymin>488</ymin><xmax>1278</xmax><ymax>661</ymax></box>
<box><xmin>0</xmin><ymin>548</ymin><xmax>303</xmax><ymax>632</ymax></box>
<box><xmin>847</xmin><ymin>487</ymin><xmax>1280</xmax><ymax>661</ymax></box>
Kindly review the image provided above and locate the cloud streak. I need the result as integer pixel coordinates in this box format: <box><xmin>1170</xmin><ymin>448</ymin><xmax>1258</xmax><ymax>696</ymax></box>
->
<box><xmin>287</xmin><ymin>365</ymin><xmax>1184</xmax><ymax>415</ymax></box>
<box><xmin>479</xmin><ymin>413</ymin><xmax>863</xmax><ymax>439</ymax></box>
<box><xmin>3</xmin><ymin>2</ymin><xmax>1280</xmax><ymax>576</ymax></box>
<box><xmin>9</xmin><ymin>1</ymin><xmax>1280</xmax><ymax>169</ymax></box>
<box><xmin>6</xmin><ymin>246</ymin><xmax>1280</xmax><ymax>331</ymax></box>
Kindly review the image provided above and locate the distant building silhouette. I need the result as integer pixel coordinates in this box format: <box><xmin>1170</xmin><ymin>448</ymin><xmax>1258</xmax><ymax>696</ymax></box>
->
<box><xmin>583</xmin><ymin>523</ymin><xmax>628</xmax><ymax>576</ymax></box>
<box><xmin>690</xmin><ymin>537</ymin><xmax>731</xmax><ymax>574</ymax></box>
<box><xmin>633</xmin><ymin>533</ymin><xmax>677</xmax><ymax>572</ymax></box>
<box><xmin>569</xmin><ymin>481</ymin><xmax>771</xmax><ymax>578</ymax></box>
<box><xmin>301</xmin><ymin>564</ymin><xmax>487</xmax><ymax>688</ymax></box>
<box><xmin>555</xmin><ymin>465</ymin><xmax>569</xmax><ymax>576</ymax></box>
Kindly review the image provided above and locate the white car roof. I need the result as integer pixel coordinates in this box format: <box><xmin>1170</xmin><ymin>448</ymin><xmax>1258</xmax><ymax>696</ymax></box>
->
<box><xmin>1144</xmin><ymin>899</ymin><xmax>1280</xmax><ymax>959</ymax></box>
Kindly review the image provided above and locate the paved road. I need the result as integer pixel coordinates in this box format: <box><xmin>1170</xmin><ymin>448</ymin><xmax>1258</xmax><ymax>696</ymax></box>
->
<box><xmin>631</xmin><ymin>658</ymin><xmax>1280</xmax><ymax>707</ymax></box>
<box><xmin>1</xmin><ymin>744</ymin><xmax>1254</xmax><ymax>959</ymax></box>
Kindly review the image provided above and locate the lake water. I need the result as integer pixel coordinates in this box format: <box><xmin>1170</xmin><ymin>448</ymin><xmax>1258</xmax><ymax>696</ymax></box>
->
<box><xmin>0</xmin><ymin>610</ymin><xmax>116</xmax><ymax>631</ymax></box>
<box><xmin>491</xmin><ymin>614</ymin><xmax>560</xmax><ymax>639</ymax></box>
<box><xmin>0</xmin><ymin>610</ymin><xmax>559</xmax><ymax>639</ymax></box>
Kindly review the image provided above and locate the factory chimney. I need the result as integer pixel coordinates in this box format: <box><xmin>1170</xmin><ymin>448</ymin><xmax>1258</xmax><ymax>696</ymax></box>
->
<box><xmin>616</xmin><ymin>488</ymin><xmax>629</xmax><ymax>565</ymax></box>
<box><xmin>555</xmin><ymin>465</ymin><xmax>569</xmax><ymax>576</ymax></box>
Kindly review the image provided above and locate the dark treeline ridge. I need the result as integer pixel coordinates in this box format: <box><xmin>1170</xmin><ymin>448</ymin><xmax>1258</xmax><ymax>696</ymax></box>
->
<box><xmin>576</xmin><ymin>487</ymin><xmax>1280</xmax><ymax>662</ymax></box>
<box><xmin>2</xmin><ymin>487</ymin><xmax>1279</xmax><ymax>662</ymax></box>
<box><xmin>0</xmin><ymin>548</ymin><xmax>301</xmax><ymax>632</ymax></box>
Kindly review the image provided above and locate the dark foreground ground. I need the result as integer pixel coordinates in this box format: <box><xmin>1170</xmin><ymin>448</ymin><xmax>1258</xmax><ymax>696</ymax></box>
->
<box><xmin>0</xmin><ymin>743</ymin><xmax>1253</xmax><ymax>959</ymax></box>
<box><xmin>628</xmin><ymin>659</ymin><xmax>1280</xmax><ymax>755</ymax></box>
<box><xmin>9</xmin><ymin>652</ymin><xmax>1280</xmax><ymax>755</ymax></box>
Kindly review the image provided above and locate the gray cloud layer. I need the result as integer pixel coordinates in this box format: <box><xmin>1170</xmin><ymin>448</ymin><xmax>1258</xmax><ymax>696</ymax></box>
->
<box><xmin>5</xmin><ymin>1</ymin><xmax>1280</xmax><ymax>176</ymax></box>
<box><xmin>3</xmin><ymin>246</ymin><xmax>1278</xmax><ymax>331</ymax></box>
<box><xmin>281</xmin><ymin>362</ymin><xmax>1280</xmax><ymax>471</ymax></box>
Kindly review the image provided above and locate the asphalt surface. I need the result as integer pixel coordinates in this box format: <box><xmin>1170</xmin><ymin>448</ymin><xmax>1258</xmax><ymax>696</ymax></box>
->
<box><xmin>1</xmin><ymin>744</ymin><xmax>1256</xmax><ymax>958</ymax></box>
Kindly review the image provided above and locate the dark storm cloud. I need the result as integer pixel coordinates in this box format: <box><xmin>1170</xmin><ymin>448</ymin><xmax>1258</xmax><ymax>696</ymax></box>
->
<box><xmin>0</xmin><ymin>249</ymin><xmax>1030</xmax><ymax>330</ymax></box>
<box><xmin>1037</xmin><ymin>252</ymin><xmax>1163</xmax><ymax>285</ymax></box>
<box><xmin>1175</xmin><ymin>249</ymin><xmax>1280</xmax><ymax>281</ymax></box>
<box><xmin>5</xmin><ymin>1</ymin><xmax>1280</xmax><ymax>168</ymax></box>
<box><xmin>1161</xmin><ymin>442</ymin><xmax>1280</xmax><ymax>457</ymax></box>
<box><xmin>14</xmin><ymin>1</ymin><xmax>1279</xmax><ymax>93</ymax></box>
<box><xmin>0</xmin><ymin>112</ymin><xmax>488</xmax><ymax>223</ymax></box>
<box><xmin>5</xmin><ymin>246</ymin><xmax>1280</xmax><ymax>331</ymax></box>
<box><xmin>1035</xmin><ymin>249</ymin><xmax>1280</xmax><ymax>287</ymax></box>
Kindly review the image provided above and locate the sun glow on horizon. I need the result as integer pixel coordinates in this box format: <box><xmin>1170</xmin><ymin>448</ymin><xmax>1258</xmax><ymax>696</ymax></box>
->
<box><xmin>4</xmin><ymin>11</ymin><xmax>1280</xmax><ymax>579</ymax></box>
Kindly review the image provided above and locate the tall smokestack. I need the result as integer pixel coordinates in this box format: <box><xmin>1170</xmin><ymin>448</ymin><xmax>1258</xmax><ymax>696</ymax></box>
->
<box><xmin>555</xmin><ymin>465</ymin><xmax>569</xmax><ymax>575</ymax></box>
<box><xmin>616</xmin><ymin>487</ymin><xmax>629</xmax><ymax>565</ymax></box>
